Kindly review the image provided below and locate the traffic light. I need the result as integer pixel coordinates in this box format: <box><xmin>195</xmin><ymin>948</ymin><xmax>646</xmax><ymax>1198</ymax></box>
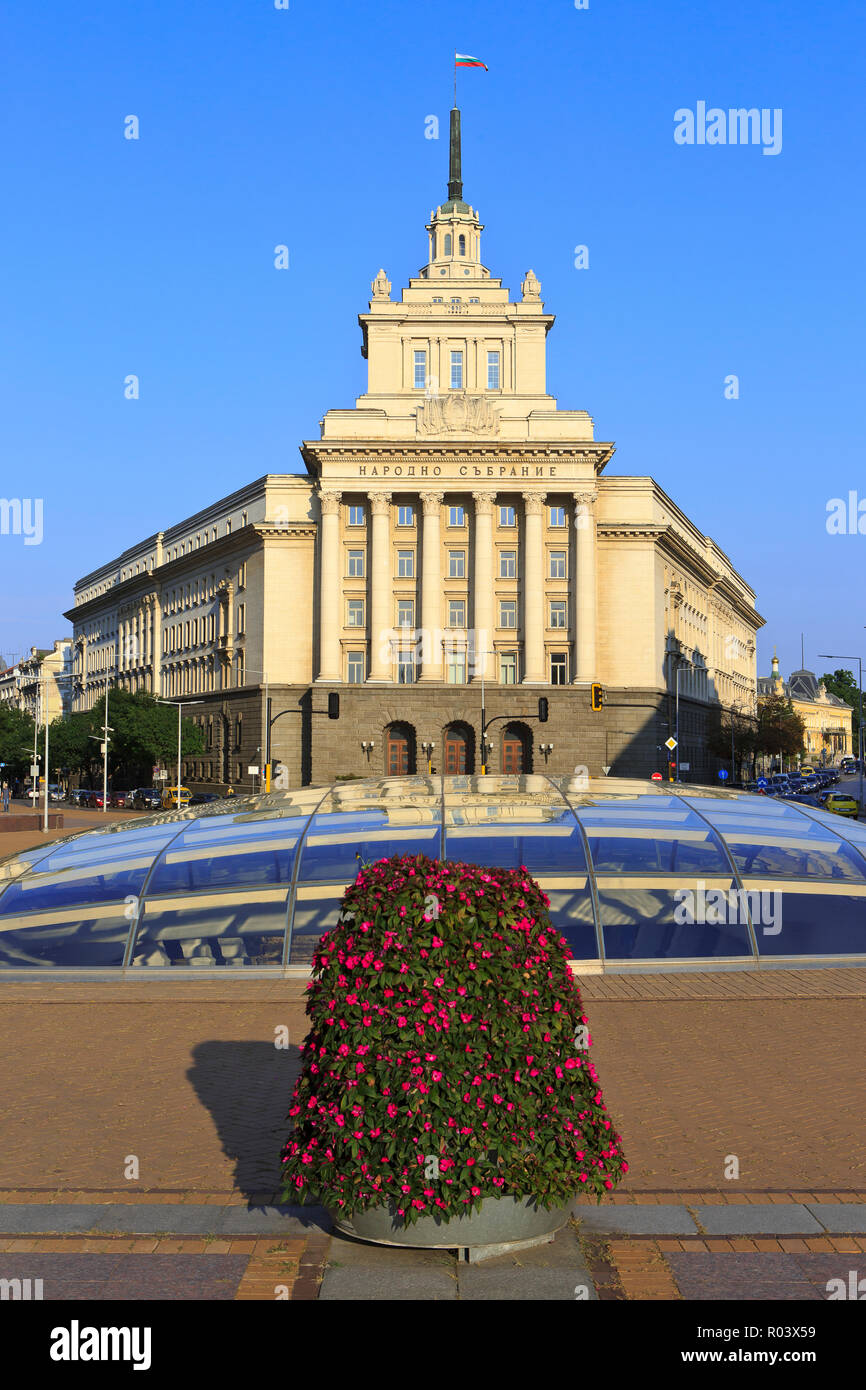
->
<box><xmin>538</xmin><ymin>697</ymin><xmax>549</xmax><ymax>723</ymax></box>
<box><xmin>327</xmin><ymin>692</ymin><xmax>340</xmax><ymax>720</ymax></box>
<box><xmin>591</xmin><ymin>682</ymin><xmax>604</xmax><ymax>712</ymax></box>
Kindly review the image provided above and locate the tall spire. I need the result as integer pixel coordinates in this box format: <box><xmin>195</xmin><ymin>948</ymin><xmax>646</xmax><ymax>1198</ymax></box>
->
<box><xmin>447</xmin><ymin>107</ymin><xmax>462</xmax><ymax>203</ymax></box>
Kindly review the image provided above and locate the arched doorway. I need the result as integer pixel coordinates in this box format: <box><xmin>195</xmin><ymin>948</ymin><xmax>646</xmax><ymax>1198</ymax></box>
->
<box><xmin>385</xmin><ymin>722</ymin><xmax>416</xmax><ymax>775</ymax></box>
<box><xmin>443</xmin><ymin>722</ymin><xmax>474</xmax><ymax>774</ymax></box>
<box><xmin>501</xmin><ymin>721</ymin><xmax>532</xmax><ymax>774</ymax></box>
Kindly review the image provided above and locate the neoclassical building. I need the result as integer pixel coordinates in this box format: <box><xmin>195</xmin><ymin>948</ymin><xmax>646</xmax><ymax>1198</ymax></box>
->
<box><xmin>65</xmin><ymin>109</ymin><xmax>763</xmax><ymax>788</ymax></box>
<box><xmin>758</xmin><ymin>653</ymin><xmax>854</xmax><ymax>765</ymax></box>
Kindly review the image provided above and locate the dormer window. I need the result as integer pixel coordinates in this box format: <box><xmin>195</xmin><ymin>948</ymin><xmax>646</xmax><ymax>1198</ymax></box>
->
<box><xmin>444</xmin><ymin>233</ymin><xmax>452</xmax><ymax>255</ymax></box>
<box><xmin>459</xmin><ymin>234</ymin><xmax>466</xmax><ymax>256</ymax></box>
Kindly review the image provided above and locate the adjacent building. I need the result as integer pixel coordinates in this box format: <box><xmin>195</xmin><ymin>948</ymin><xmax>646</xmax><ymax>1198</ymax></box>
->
<box><xmin>65</xmin><ymin>109</ymin><xmax>763</xmax><ymax>789</ymax></box>
<box><xmin>0</xmin><ymin>642</ymin><xmax>73</xmax><ymax>723</ymax></box>
<box><xmin>758</xmin><ymin>653</ymin><xmax>854</xmax><ymax>765</ymax></box>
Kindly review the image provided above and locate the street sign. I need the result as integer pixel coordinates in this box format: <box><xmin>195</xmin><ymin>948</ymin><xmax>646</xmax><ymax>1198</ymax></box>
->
<box><xmin>248</xmin><ymin>765</ymin><xmax>259</xmax><ymax>776</ymax></box>
<box><xmin>602</xmin><ymin>765</ymin><xmax>611</xmax><ymax>776</ymax></box>
<box><xmin>651</xmin><ymin>772</ymin><xmax>663</xmax><ymax>781</ymax></box>
<box><xmin>665</xmin><ymin>737</ymin><xmax>677</xmax><ymax>751</ymax></box>
<box><xmin>718</xmin><ymin>769</ymin><xmax>729</xmax><ymax>781</ymax></box>
<box><xmin>757</xmin><ymin>777</ymin><xmax>768</xmax><ymax>789</ymax></box>
<box><xmin>30</xmin><ymin>764</ymin><xmax>40</xmax><ymax>778</ymax></box>
<box><xmin>156</xmin><ymin>770</ymin><xmax>168</xmax><ymax>780</ymax></box>
<box><xmin>679</xmin><ymin>762</ymin><xmax>690</xmax><ymax>771</ymax></box>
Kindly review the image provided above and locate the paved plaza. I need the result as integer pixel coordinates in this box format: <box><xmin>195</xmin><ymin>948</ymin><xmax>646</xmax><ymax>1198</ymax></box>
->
<box><xmin>1</xmin><ymin>968</ymin><xmax>865</xmax><ymax>1299</ymax></box>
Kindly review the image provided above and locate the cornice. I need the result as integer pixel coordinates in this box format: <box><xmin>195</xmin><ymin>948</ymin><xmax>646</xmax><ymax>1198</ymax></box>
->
<box><xmin>301</xmin><ymin>441</ymin><xmax>615</xmax><ymax>467</ymax></box>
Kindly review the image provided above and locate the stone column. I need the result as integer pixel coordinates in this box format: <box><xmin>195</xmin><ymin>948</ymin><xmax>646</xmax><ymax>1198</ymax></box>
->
<box><xmin>573</xmin><ymin>490</ymin><xmax>598</xmax><ymax>683</ymax></box>
<box><xmin>151</xmin><ymin>593</ymin><xmax>162</xmax><ymax>696</ymax></box>
<box><xmin>522</xmin><ymin>492</ymin><xmax>546</xmax><ymax>684</ymax></box>
<box><xmin>471</xmin><ymin>492</ymin><xmax>494</xmax><ymax>681</ymax></box>
<box><xmin>317</xmin><ymin>491</ymin><xmax>342</xmax><ymax>682</ymax></box>
<box><xmin>419</xmin><ymin>491</ymin><xmax>444</xmax><ymax>681</ymax></box>
<box><xmin>367</xmin><ymin>493</ymin><xmax>391</xmax><ymax>681</ymax></box>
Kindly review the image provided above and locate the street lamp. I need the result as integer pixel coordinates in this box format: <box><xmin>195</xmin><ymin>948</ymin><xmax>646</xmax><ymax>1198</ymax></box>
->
<box><xmin>421</xmin><ymin>740</ymin><xmax>436</xmax><ymax>774</ymax></box>
<box><xmin>157</xmin><ymin>698</ymin><xmax>204</xmax><ymax>806</ymax></box>
<box><xmin>475</xmin><ymin>647</ymin><xmax>496</xmax><ymax>774</ymax></box>
<box><xmin>675</xmin><ymin>659</ymin><xmax>693</xmax><ymax>782</ymax></box>
<box><xmin>818</xmin><ymin>653</ymin><xmax>862</xmax><ymax>816</ymax></box>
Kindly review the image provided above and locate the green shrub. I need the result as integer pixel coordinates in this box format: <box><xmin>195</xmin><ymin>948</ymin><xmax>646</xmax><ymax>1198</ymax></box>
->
<box><xmin>280</xmin><ymin>853</ymin><xmax>627</xmax><ymax>1223</ymax></box>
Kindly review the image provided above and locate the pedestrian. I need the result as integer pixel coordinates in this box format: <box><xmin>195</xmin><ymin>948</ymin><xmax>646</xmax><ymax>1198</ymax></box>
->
<box><xmin>2</xmin><ymin>781</ymin><xmax>9</xmax><ymax>813</ymax></box>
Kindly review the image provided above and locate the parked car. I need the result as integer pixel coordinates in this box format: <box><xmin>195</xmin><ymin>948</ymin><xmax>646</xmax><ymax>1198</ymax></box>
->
<box><xmin>188</xmin><ymin>792</ymin><xmax>222</xmax><ymax>806</ymax></box>
<box><xmin>821</xmin><ymin>792</ymin><xmax>859</xmax><ymax>819</ymax></box>
<box><xmin>161</xmin><ymin>785</ymin><xmax>191</xmax><ymax>809</ymax></box>
<box><xmin>67</xmin><ymin>788</ymin><xmax>90</xmax><ymax>806</ymax></box>
<box><xmin>110</xmin><ymin>790</ymin><xmax>131</xmax><ymax>808</ymax></box>
<box><xmin>132</xmin><ymin>787</ymin><xmax>163</xmax><ymax>811</ymax></box>
<box><xmin>86</xmin><ymin>789</ymin><xmax>110</xmax><ymax>809</ymax></box>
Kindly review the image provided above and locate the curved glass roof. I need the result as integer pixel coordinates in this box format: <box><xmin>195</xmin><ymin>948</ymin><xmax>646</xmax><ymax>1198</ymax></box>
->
<box><xmin>0</xmin><ymin>775</ymin><xmax>864</xmax><ymax>971</ymax></box>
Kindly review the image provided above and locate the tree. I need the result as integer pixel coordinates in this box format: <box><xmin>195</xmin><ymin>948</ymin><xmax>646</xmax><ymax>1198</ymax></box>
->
<box><xmin>756</xmin><ymin>695</ymin><xmax>805</xmax><ymax>771</ymax></box>
<box><xmin>0</xmin><ymin>706</ymin><xmax>36</xmax><ymax>777</ymax></box>
<box><xmin>706</xmin><ymin>706</ymin><xmax>758</xmax><ymax>779</ymax></box>
<box><xmin>47</xmin><ymin>693</ymin><xmax>206</xmax><ymax>787</ymax></box>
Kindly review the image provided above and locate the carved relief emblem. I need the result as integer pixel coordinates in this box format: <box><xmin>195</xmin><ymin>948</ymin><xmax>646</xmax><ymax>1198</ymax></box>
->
<box><xmin>416</xmin><ymin>392</ymin><xmax>501</xmax><ymax>437</ymax></box>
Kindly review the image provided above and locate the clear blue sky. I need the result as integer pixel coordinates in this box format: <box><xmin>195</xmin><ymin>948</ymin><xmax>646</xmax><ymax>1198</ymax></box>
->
<box><xmin>2</xmin><ymin>0</ymin><xmax>864</xmax><ymax>683</ymax></box>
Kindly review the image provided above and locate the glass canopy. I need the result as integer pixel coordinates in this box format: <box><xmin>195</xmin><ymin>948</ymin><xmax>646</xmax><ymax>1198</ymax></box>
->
<box><xmin>0</xmin><ymin>776</ymin><xmax>863</xmax><ymax>970</ymax></box>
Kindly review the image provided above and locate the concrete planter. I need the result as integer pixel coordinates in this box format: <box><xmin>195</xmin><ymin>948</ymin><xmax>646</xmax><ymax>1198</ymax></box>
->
<box><xmin>331</xmin><ymin>1194</ymin><xmax>571</xmax><ymax>1251</ymax></box>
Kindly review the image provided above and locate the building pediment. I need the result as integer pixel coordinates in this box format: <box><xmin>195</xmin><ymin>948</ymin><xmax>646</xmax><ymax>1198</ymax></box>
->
<box><xmin>415</xmin><ymin>392</ymin><xmax>501</xmax><ymax>438</ymax></box>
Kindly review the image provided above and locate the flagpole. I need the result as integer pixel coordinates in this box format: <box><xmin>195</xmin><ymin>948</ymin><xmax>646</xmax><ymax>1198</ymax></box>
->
<box><xmin>453</xmin><ymin>50</ymin><xmax>456</xmax><ymax>108</ymax></box>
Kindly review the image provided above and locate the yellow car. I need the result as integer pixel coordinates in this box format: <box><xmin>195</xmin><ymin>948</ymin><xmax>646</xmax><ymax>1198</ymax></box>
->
<box><xmin>821</xmin><ymin>793</ymin><xmax>858</xmax><ymax>819</ymax></box>
<box><xmin>161</xmin><ymin>786</ymin><xmax>191</xmax><ymax>809</ymax></box>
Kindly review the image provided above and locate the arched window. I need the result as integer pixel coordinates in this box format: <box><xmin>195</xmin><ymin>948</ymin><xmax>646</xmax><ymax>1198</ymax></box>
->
<box><xmin>501</xmin><ymin>722</ymin><xmax>532</xmax><ymax>774</ymax></box>
<box><xmin>444</xmin><ymin>233</ymin><xmax>452</xmax><ymax>256</ymax></box>
<box><xmin>444</xmin><ymin>722</ymin><xmax>474</xmax><ymax>774</ymax></box>
<box><xmin>458</xmin><ymin>234</ymin><xmax>466</xmax><ymax>256</ymax></box>
<box><xmin>385</xmin><ymin>722</ymin><xmax>416</xmax><ymax>775</ymax></box>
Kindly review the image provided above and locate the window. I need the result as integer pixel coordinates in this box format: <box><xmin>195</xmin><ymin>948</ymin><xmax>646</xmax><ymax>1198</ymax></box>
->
<box><xmin>550</xmin><ymin>550</ymin><xmax>567</xmax><ymax>579</ymax></box>
<box><xmin>347</xmin><ymin>550</ymin><xmax>365</xmax><ymax>577</ymax></box>
<box><xmin>550</xmin><ymin>506</ymin><xmax>566</xmax><ymax>527</ymax></box>
<box><xmin>449</xmin><ymin>550</ymin><xmax>465</xmax><ymax>578</ymax></box>
<box><xmin>449</xmin><ymin>505</ymin><xmax>465</xmax><ymax>526</ymax></box>
<box><xmin>551</xmin><ymin>652</ymin><xmax>568</xmax><ymax>685</ymax></box>
<box><xmin>397</xmin><ymin>505</ymin><xmax>415</xmax><ymax>526</ymax></box>
<box><xmin>458</xmin><ymin>234</ymin><xmax>466</xmax><ymax>256</ymax></box>
<box><xmin>238</xmin><ymin>562</ymin><xmax>246</xmax><ymax>588</ymax></box>
<box><xmin>487</xmin><ymin>351</ymin><xmax>501</xmax><ymax>390</ymax></box>
<box><xmin>432</xmin><ymin>296</ymin><xmax>443</xmax><ymax>303</ymax></box>
<box><xmin>550</xmin><ymin>600</ymin><xmax>567</xmax><ymax>629</ymax></box>
<box><xmin>397</xmin><ymin>599</ymin><xmax>414</xmax><ymax>628</ymax></box>
<box><xmin>413</xmin><ymin>350</ymin><xmax>427</xmax><ymax>390</ymax></box>
<box><xmin>241</xmin><ymin>510</ymin><xmax>248</xmax><ymax>527</ymax></box>
<box><xmin>450</xmin><ymin>351</ymin><xmax>463</xmax><ymax>389</ymax></box>
<box><xmin>446</xmin><ymin>650</ymin><xmax>467</xmax><ymax>684</ymax></box>
<box><xmin>500</xmin><ymin>550</ymin><xmax>517</xmax><ymax>579</ymax></box>
<box><xmin>348</xmin><ymin>505</ymin><xmax>365</xmax><ymax>526</ymax></box>
<box><xmin>397</xmin><ymin>550</ymin><xmax>415</xmax><ymax>578</ymax></box>
<box><xmin>469</xmin><ymin>296</ymin><xmax>480</xmax><ymax>303</ymax></box>
<box><xmin>444</xmin><ymin>233</ymin><xmax>452</xmax><ymax>255</ymax></box>
<box><xmin>236</xmin><ymin>651</ymin><xmax>245</xmax><ymax>686</ymax></box>
<box><xmin>499</xmin><ymin>504</ymin><xmax>515</xmax><ymax>527</ymax></box>
<box><xmin>347</xmin><ymin>599</ymin><xmax>365</xmax><ymax>628</ymax></box>
<box><xmin>237</xmin><ymin>604</ymin><xmax>245</xmax><ymax>635</ymax></box>
<box><xmin>499</xmin><ymin>599</ymin><xmax>517</xmax><ymax>629</ymax></box>
<box><xmin>397</xmin><ymin>654</ymin><xmax>416</xmax><ymax>684</ymax></box>
<box><xmin>500</xmin><ymin>652</ymin><xmax>517</xmax><ymax>684</ymax></box>
<box><xmin>448</xmin><ymin>599</ymin><xmax>466</xmax><ymax>628</ymax></box>
<box><xmin>347</xmin><ymin>651</ymin><xmax>365</xmax><ymax>683</ymax></box>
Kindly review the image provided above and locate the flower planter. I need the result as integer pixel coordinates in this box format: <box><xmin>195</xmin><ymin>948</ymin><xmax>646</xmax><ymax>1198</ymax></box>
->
<box><xmin>331</xmin><ymin>1195</ymin><xmax>571</xmax><ymax>1250</ymax></box>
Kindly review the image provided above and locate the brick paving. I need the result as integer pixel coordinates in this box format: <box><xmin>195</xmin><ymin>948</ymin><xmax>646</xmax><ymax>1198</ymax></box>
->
<box><xmin>1</xmin><ymin>967</ymin><xmax>864</xmax><ymax>1299</ymax></box>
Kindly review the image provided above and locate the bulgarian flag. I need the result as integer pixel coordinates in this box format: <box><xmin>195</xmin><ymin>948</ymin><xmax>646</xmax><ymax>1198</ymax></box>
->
<box><xmin>455</xmin><ymin>53</ymin><xmax>488</xmax><ymax>70</ymax></box>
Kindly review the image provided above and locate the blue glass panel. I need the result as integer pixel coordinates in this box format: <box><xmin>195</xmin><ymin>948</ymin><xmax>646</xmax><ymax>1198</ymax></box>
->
<box><xmin>299</xmin><ymin>811</ymin><xmax>440</xmax><ymax>882</ymax></box>
<box><xmin>0</xmin><ymin>825</ymin><xmax>181</xmax><ymax>918</ymax></box>
<box><xmin>694</xmin><ymin>810</ymin><xmax>866</xmax><ymax>881</ymax></box>
<box><xmin>577</xmin><ymin>802</ymin><xmax>731</xmax><ymax>875</ymax></box>
<box><xmin>0</xmin><ymin>909</ymin><xmax>132</xmax><ymax>968</ymax></box>
<box><xmin>445</xmin><ymin>806</ymin><xmax>586</xmax><ymax>873</ymax></box>
<box><xmin>129</xmin><ymin>893</ymin><xmax>286</xmax><ymax>967</ymax></box>
<box><xmin>288</xmin><ymin>892</ymin><xmax>344</xmax><ymax>966</ymax></box>
<box><xmin>597</xmin><ymin>883</ymin><xmax>753</xmax><ymax>959</ymax></box>
<box><xmin>751</xmin><ymin>886</ymin><xmax>866</xmax><ymax>956</ymax></box>
<box><xmin>144</xmin><ymin>813</ymin><xmax>304</xmax><ymax>896</ymax></box>
<box><xmin>544</xmin><ymin>885</ymin><xmax>598</xmax><ymax>959</ymax></box>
